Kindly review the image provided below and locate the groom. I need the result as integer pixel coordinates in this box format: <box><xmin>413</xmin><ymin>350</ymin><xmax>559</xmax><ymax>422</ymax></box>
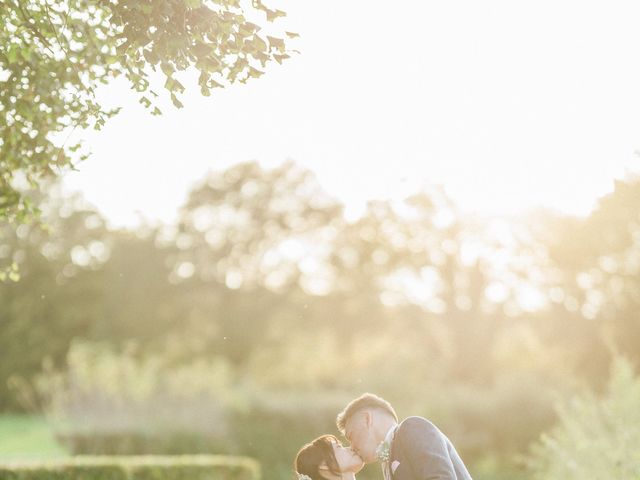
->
<box><xmin>337</xmin><ymin>393</ymin><xmax>472</xmax><ymax>480</ymax></box>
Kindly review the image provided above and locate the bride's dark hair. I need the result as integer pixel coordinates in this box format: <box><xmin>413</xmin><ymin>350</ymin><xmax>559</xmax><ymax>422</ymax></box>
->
<box><xmin>294</xmin><ymin>434</ymin><xmax>342</xmax><ymax>480</ymax></box>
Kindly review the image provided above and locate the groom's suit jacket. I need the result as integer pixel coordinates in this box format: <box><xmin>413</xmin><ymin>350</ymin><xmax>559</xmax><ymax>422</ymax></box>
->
<box><xmin>388</xmin><ymin>416</ymin><xmax>472</xmax><ymax>480</ymax></box>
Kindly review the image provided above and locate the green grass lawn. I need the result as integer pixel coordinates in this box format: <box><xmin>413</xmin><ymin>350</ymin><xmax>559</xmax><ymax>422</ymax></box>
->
<box><xmin>0</xmin><ymin>415</ymin><xmax>68</xmax><ymax>460</ymax></box>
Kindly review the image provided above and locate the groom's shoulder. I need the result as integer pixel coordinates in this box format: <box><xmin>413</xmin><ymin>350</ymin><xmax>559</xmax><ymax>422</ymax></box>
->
<box><xmin>397</xmin><ymin>416</ymin><xmax>439</xmax><ymax>437</ymax></box>
<box><xmin>395</xmin><ymin>417</ymin><xmax>449</xmax><ymax>452</ymax></box>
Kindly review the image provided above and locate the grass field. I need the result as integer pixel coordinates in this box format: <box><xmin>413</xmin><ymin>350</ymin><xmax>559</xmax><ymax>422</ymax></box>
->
<box><xmin>0</xmin><ymin>415</ymin><xmax>68</xmax><ymax>460</ymax></box>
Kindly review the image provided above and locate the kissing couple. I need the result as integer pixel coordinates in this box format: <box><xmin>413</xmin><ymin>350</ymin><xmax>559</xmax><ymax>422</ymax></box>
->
<box><xmin>294</xmin><ymin>393</ymin><xmax>472</xmax><ymax>480</ymax></box>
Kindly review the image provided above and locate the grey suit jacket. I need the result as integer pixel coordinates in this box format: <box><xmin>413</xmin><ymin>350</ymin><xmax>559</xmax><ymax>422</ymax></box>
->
<box><xmin>387</xmin><ymin>416</ymin><xmax>472</xmax><ymax>480</ymax></box>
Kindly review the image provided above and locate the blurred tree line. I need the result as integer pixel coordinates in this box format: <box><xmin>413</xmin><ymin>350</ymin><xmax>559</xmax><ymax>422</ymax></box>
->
<box><xmin>1</xmin><ymin>161</ymin><xmax>639</xmax><ymax>479</ymax></box>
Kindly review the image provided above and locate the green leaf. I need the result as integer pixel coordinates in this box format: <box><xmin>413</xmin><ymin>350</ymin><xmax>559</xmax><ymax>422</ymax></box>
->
<box><xmin>273</xmin><ymin>54</ymin><xmax>289</xmax><ymax>64</ymax></box>
<box><xmin>6</xmin><ymin>45</ymin><xmax>18</xmax><ymax>64</ymax></box>
<box><xmin>160</xmin><ymin>62</ymin><xmax>175</xmax><ymax>76</ymax></box>
<box><xmin>248</xmin><ymin>67</ymin><xmax>264</xmax><ymax>79</ymax></box>
<box><xmin>170</xmin><ymin>93</ymin><xmax>184</xmax><ymax>108</ymax></box>
<box><xmin>252</xmin><ymin>35</ymin><xmax>267</xmax><ymax>51</ymax></box>
<box><xmin>266</xmin><ymin>36</ymin><xmax>285</xmax><ymax>51</ymax></box>
<box><xmin>265</xmin><ymin>9</ymin><xmax>286</xmax><ymax>22</ymax></box>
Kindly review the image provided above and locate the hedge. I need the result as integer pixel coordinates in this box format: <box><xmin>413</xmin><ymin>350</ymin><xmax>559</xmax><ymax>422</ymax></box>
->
<box><xmin>0</xmin><ymin>455</ymin><xmax>260</xmax><ymax>480</ymax></box>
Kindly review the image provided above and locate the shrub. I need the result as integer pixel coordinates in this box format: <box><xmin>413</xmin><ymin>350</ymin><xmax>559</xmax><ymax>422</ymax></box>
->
<box><xmin>526</xmin><ymin>356</ymin><xmax>640</xmax><ymax>479</ymax></box>
<box><xmin>35</xmin><ymin>342</ymin><xmax>243</xmax><ymax>441</ymax></box>
<box><xmin>0</xmin><ymin>455</ymin><xmax>259</xmax><ymax>480</ymax></box>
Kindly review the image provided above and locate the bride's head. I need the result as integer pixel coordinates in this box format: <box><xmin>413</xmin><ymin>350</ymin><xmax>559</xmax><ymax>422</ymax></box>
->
<box><xmin>294</xmin><ymin>434</ymin><xmax>364</xmax><ymax>480</ymax></box>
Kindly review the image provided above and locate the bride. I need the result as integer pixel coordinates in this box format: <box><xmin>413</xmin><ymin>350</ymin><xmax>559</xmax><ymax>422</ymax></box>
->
<box><xmin>294</xmin><ymin>434</ymin><xmax>365</xmax><ymax>480</ymax></box>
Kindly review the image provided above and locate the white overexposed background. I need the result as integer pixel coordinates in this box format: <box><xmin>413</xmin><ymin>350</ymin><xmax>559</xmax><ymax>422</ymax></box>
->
<box><xmin>63</xmin><ymin>0</ymin><xmax>640</xmax><ymax>228</ymax></box>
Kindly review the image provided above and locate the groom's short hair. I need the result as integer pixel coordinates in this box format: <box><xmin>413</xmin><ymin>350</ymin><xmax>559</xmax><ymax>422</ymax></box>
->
<box><xmin>336</xmin><ymin>393</ymin><xmax>398</xmax><ymax>434</ymax></box>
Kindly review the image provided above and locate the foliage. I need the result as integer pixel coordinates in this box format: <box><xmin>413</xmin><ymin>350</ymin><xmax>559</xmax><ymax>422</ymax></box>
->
<box><xmin>170</xmin><ymin>161</ymin><xmax>341</xmax><ymax>294</ymax></box>
<box><xmin>0</xmin><ymin>0</ymin><xmax>294</xmax><ymax>226</ymax></box>
<box><xmin>0</xmin><ymin>455</ymin><xmax>260</xmax><ymax>480</ymax></box>
<box><xmin>526</xmin><ymin>356</ymin><xmax>640</xmax><ymax>480</ymax></box>
<box><xmin>30</xmin><ymin>337</ymin><xmax>572</xmax><ymax>480</ymax></box>
<box><xmin>35</xmin><ymin>341</ymin><xmax>244</xmax><ymax>439</ymax></box>
<box><xmin>31</xmin><ymin>341</ymin><xmax>349</xmax><ymax>480</ymax></box>
<box><xmin>539</xmin><ymin>175</ymin><xmax>640</xmax><ymax>375</ymax></box>
<box><xmin>4</xmin><ymin>165</ymin><xmax>640</xmax><ymax>479</ymax></box>
<box><xmin>0</xmin><ymin>184</ymin><xmax>115</xmax><ymax>411</ymax></box>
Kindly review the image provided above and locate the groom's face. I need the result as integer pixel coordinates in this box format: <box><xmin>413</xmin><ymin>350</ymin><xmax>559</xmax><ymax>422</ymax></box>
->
<box><xmin>345</xmin><ymin>411</ymin><xmax>378</xmax><ymax>464</ymax></box>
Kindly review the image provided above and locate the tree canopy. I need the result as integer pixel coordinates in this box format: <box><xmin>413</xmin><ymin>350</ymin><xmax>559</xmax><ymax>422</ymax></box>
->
<box><xmin>0</xmin><ymin>0</ymin><xmax>294</xmax><ymax>226</ymax></box>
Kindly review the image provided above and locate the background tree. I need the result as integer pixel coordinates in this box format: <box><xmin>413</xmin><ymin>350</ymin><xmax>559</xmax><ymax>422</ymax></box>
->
<box><xmin>0</xmin><ymin>181</ymin><xmax>113</xmax><ymax>410</ymax></box>
<box><xmin>540</xmin><ymin>175</ymin><xmax>640</xmax><ymax>378</ymax></box>
<box><xmin>4</xmin><ymin>162</ymin><xmax>639</xmax><ymax>480</ymax></box>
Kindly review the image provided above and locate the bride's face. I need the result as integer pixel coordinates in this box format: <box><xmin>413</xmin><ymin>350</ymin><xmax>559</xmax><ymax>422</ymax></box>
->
<box><xmin>330</xmin><ymin>439</ymin><xmax>364</xmax><ymax>474</ymax></box>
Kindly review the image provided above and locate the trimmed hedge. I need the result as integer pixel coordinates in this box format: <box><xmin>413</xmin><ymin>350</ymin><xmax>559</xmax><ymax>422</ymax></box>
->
<box><xmin>0</xmin><ymin>455</ymin><xmax>260</xmax><ymax>480</ymax></box>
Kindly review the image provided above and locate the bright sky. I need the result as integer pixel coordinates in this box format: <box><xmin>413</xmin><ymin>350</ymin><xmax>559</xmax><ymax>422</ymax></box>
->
<box><xmin>63</xmin><ymin>0</ymin><xmax>640</xmax><ymax>228</ymax></box>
